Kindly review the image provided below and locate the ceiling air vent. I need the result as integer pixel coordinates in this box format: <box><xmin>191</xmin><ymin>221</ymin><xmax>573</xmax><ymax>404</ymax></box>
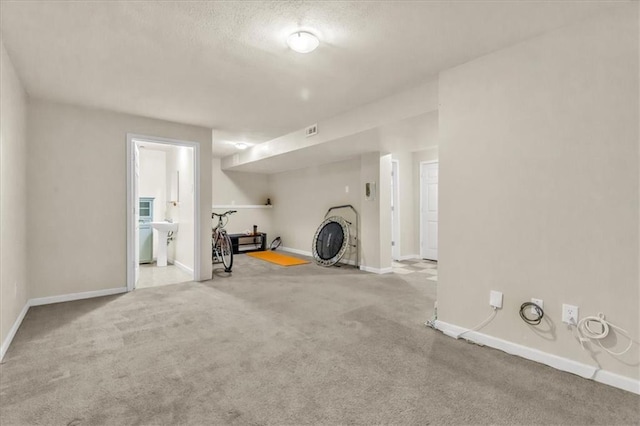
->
<box><xmin>305</xmin><ymin>124</ymin><xmax>318</xmax><ymax>137</ymax></box>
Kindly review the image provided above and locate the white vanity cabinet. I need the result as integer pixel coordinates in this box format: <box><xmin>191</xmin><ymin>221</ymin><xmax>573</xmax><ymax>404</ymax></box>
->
<box><xmin>139</xmin><ymin>197</ymin><xmax>154</xmax><ymax>263</ymax></box>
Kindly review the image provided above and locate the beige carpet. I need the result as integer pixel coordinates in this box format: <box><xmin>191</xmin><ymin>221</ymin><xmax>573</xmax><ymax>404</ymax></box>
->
<box><xmin>1</xmin><ymin>255</ymin><xmax>638</xmax><ymax>425</ymax></box>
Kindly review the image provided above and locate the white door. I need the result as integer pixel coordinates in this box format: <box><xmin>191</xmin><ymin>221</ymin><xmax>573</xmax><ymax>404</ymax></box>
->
<box><xmin>134</xmin><ymin>143</ymin><xmax>140</xmax><ymax>287</ymax></box>
<box><xmin>391</xmin><ymin>160</ymin><xmax>400</xmax><ymax>260</ymax></box>
<box><xmin>420</xmin><ymin>162</ymin><xmax>438</xmax><ymax>260</ymax></box>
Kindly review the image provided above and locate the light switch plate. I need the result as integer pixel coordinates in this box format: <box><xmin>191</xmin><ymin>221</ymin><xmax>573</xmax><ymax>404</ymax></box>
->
<box><xmin>490</xmin><ymin>290</ymin><xmax>503</xmax><ymax>309</ymax></box>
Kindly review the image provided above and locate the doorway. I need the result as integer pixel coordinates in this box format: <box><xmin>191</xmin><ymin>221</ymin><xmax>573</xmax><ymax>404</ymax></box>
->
<box><xmin>391</xmin><ymin>160</ymin><xmax>400</xmax><ymax>260</ymax></box>
<box><xmin>420</xmin><ymin>161</ymin><xmax>438</xmax><ymax>261</ymax></box>
<box><xmin>126</xmin><ymin>134</ymin><xmax>201</xmax><ymax>291</ymax></box>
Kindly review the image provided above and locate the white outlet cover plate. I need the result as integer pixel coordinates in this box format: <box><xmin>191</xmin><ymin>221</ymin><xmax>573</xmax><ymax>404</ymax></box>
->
<box><xmin>562</xmin><ymin>304</ymin><xmax>579</xmax><ymax>324</ymax></box>
<box><xmin>531</xmin><ymin>298</ymin><xmax>544</xmax><ymax>316</ymax></box>
<box><xmin>490</xmin><ymin>290</ymin><xmax>503</xmax><ymax>308</ymax></box>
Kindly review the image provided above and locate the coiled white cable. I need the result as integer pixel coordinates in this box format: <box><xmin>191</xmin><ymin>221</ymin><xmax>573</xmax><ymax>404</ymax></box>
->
<box><xmin>576</xmin><ymin>313</ymin><xmax>634</xmax><ymax>356</ymax></box>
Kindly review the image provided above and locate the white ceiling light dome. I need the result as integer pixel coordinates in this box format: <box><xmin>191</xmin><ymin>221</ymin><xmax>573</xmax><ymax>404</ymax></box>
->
<box><xmin>287</xmin><ymin>31</ymin><xmax>319</xmax><ymax>53</ymax></box>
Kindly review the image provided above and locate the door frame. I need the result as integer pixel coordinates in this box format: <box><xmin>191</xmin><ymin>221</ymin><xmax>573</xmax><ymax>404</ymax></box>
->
<box><xmin>126</xmin><ymin>133</ymin><xmax>201</xmax><ymax>292</ymax></box>
<box><xmin>391</xmin><ymin>159</ymin><xmax>400</xmax><ymax>260</ymax></box>
<box><xmin>420</xmin><ymin>160</ymin><xmax>438</xmax><ymax>260</ymax></box>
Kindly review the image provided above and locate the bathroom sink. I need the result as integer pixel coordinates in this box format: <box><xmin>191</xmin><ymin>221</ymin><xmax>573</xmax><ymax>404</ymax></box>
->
<box><xmin>150</xmin><ymin>222</ymin><xmax>178</xmax><ymax>267</ymax></box>
<box><xmin>151</xmin><ymin>221</ymin><xmax>179</xmax><ymax>232</ymax></box>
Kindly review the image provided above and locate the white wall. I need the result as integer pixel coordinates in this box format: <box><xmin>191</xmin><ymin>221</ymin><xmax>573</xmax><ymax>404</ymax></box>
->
<box><xmin>391</xmin><ymin>148</ymin><xmax>441</xmax><ymax>260</ymax></box>
<box><xmin>359</xmin><ymin>152</ymin><xmax>392</xmax><ymax>271</ymax></box>
<box><xmin>211</xmin><ymin>156</ymin><xmax>273</xmax><ymax>238</ymax></box>
<box><xmin>165</xmin><ymin>148</ymin><xmax>178</xmax><ymax>262</ymax></box>
<box><xmin>269</xmin><ymin>157</ymin><xmax>361</xmax><ymax>260</ymax></box>
<box><xmin>392</xmin><ymin>147</ymin><xmax>430</xmax><ymax>259</ymax></box>
<box><xmin>377</xmin><ymin>154</ymin><xmax>392</xmax><ymax>270</ymax></box>
<box><xmin>27</xmin><ymin>100</ymin><xmax>212</xmax><ymax>297</ymax></box>
<box><xmin>211</xmin><ymin>207</ymin><xmax>273</xmax><ymax>242</ymax></box>
<box><xmin>212</xmin><ymin>157</ymin><xmax>270</xmax><ymax>206</ymax></box>
<box><xmin>438</xmin><ymin>5</ymin><xmax>639</xmax><ymax>381</ymax></box>
<box><xmin>383</xmin><ymin>110</ymin><xmax>439</xmax><ymax>260</ymax></box>
<box><xmin>391</xmin><ymin>153</ymin><xmax>409</xmax><ymax>259</ymax></box>
<box><xmin>0</xmin><ymin>42</ymin><xmax>28</xmax><ymax>354</ymax></box>
<box><xmin>139</xmin><ymin>148</ymin><xmax>166</xmax><ymax>259</ymax></box>
<box><xmin>172</xmin><ymin>145</ymin><xmax>195</xmax><ymax>271</ymax></box>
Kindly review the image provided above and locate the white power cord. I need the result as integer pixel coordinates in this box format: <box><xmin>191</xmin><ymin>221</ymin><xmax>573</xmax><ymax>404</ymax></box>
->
<box><xmin>576</xmin><ymin>313</ymin><xmax>634</xmax><ymax>356</ymax></box>
<box><xmin>454</xmin><ymin>307</ymin><xmax>498</xmax><ymax>339</ymax></box>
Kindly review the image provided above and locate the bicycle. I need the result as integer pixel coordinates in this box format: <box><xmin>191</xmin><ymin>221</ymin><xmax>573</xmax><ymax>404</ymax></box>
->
<box><xmin>212</xmin><ymin>210</ymin><xmax>236</xmax><ymax>272</ymax></box>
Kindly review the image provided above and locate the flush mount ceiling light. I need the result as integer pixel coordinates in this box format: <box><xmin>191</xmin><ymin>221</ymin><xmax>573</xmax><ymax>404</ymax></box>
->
<box><xmin>235</xmin><ymin>142</ymin><xmax>248</xmax><ymax>150</ymax></box>
<box><xmin>287</xmin><ymin>31</ymin><xmax>319</xmax><ymax>53</ymax></box>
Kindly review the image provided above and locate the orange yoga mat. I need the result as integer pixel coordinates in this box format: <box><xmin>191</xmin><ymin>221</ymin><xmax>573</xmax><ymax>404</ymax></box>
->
<box><xmin>246</xmin><ymin>251</ymin><xmax>310</xmax><ymax>266</ymax></box>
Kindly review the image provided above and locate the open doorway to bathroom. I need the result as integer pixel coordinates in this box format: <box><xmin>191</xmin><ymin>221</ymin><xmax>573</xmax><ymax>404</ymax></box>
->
<box><xmin>126</xmin><ymin>134</ymin><xmax>200</xmax><ymax>291</ymax></box>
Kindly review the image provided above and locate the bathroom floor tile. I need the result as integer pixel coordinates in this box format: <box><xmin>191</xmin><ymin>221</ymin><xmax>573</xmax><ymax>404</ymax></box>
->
<box><xmin>137</xmin><ymin>263</ymin><xmax>193</xmax><ymax>289</ymax></box>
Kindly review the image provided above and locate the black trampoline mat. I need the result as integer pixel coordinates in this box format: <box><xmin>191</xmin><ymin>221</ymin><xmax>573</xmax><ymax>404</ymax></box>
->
<box><xmin>315</xmin><ymin>222</ymin><xmax>345</xmax><ymax>260</ymax></box>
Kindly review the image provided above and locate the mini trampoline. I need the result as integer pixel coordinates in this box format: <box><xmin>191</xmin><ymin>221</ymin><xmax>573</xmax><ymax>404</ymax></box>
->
<box><xmin>312</xmin><ymin>205</ymin><xmax>359</xmax><ymax>268</ymax></box>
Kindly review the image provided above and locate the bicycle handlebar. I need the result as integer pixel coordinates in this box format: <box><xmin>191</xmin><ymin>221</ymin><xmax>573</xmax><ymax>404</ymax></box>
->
<box><xmin>212</xmin><ymin>210</ymin><xmax>237</xmax><ymax>218</ymax></box>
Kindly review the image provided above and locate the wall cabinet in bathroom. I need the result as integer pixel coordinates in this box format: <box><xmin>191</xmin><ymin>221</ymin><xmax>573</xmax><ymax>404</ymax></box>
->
<box><xmin>139</xmin><ymin>197</ymin><xmax>154</xmax><ymax>263</ymax></box>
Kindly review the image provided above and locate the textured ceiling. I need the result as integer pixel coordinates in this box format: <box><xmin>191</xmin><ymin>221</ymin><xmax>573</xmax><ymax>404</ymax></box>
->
<box><xmin>0</xmin><ymin>1</ymin><xmax>618</xmax><ymax>157</ymax></box>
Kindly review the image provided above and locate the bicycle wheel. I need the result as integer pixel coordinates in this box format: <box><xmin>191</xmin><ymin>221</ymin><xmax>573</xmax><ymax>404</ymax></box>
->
<box><xmin>212</xmin><ymin>230</ymin><xmax>220</xmax><ymax>264</ymax></box>
<box><xmin>219</xmin><ymin>233</ymin><xmax>233</xmax><ymax>272</ymax></box>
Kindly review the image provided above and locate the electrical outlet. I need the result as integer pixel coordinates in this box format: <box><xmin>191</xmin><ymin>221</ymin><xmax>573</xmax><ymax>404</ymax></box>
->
<box><xmin>562</xmin><ymin>304</ymin><xmax>579</xmax><ymax>325</ymax></box>
<box><xmin>489</xmin><ymin>290</ymin><xmax>503</xmax><ymax>309</ymax></box>
<box><xmin>531</xmin><ymin>298</ymin><xmax>543</xmax><ymax>316</ymax></box>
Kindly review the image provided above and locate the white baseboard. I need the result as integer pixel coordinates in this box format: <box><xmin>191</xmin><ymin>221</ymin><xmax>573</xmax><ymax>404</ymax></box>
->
<box><xmin>173</xmin><ymin>259</ymin><xmax>194</xmax><ymax>276</ymax></box>
<box><xmin>360</xmin><ymin>265</ymin><xmax>393</xmax><ymax>274</ymax></box>
<box><xmin>434</xmin><ymin>320</ymin><xmax>639</xmax><ymax>395</ymax></box>
<box><xmin>337</xmin><ymin>255</ymin><xmax>358</xmax><ymax>268</ymax></box>
<box><xmin>280</xmin><ymin>246</ymin><xmax>312</xmax><ymax>257</ymax></box>
<box><xmin>29</xmin><ymin>287</ymin><xmax>127</xmax><ymax>307</ymax></box>
<box><xmin>398</xmin><ymin>254</ymin><xmax>421</xmax><ymax>261</ymax></box>
<box><xmin>0</xmin><ymin>302</ymin><xmax>30</xmax><ymax>361</ymax></box>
